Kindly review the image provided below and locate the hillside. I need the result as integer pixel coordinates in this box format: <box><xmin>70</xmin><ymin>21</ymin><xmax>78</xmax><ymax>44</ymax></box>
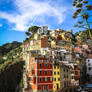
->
<box><xmin>0</xmin><ymin>41</ymin><xmax>22</xmax><ymax>56</ymax></box>
<box><xmin>0</xmin><ymin>41</ymin><xmax>24</xmax><ymax>92</ymax></box>
<box><xmin>74</xmin><ymin>29</ymin><xmax>92</xmax><ymax>44</ymax></box>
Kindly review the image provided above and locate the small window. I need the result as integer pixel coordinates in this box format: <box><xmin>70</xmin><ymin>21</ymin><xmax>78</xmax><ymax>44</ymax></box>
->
<box><xmin>89</xmin><ymin>67</ymin><xmax>91</xmax><ymax>71</ymax></box>
<box><xmin>50</xmin><ymin>71</ymin><xmax>52</xmax><ymax>75</ymax></box>
<box><xmin>45</xmin><ymin>64</ymin><xmax>47</xmax><ymax>67</ymax></box>
<box><xmin>58</xmin><ymin>78</ymin><xmax>60</xmax><ymax>81</ymax></box>
<box><xmin>57</xmin><ymin>65</ymin><xmax>59</xmax><ymax>69</ymax></box>
<box><xmin>40</xmin><ymin>78</ymin><xmax>42</xmax><ymax>82</ymax></box>
<box><xmin>39</xmin><ymin>71</ymin><xmax>42</xmax><ymax>75</ymax></box>
<box><xmin>75</xmin><ymin>71</ymin><xmax>77</xmax><ymax>75</ymax></box>
<box><xmin>40</xmin><ymin>64</ymin><xmax>42</xmax><ymax>67</ymax></box>
<box><xmin>88</xmin><ymin>63</ymin><xmax>90</xmax><ymax>66</ymax></box>
<box><xmin>45</xmin><ymin>71</ymin><xmax>47</xmax><ymax>75</ymax></box>
<box><xmin>64</xmin><ymin>75</ymin><xmax>65</xmax><ymax>78</ymax></box>
<box><xmin>47</xmin><ymin>77</ymin><xmax>50</xmax><ymax>81</ymax></box>
<box><xmin>57</xmin><ymin>72</ymin><xmax>59</xmax><ymax>75</ymax></box>
<box><xmin>64</xmin><ymin>69</ymin><xmax>65</xmax><ymax>72</ymax></box>
<box><xmin>50</xmin><ymin>64</ymin><xmax>52</xmax><ymax>68</ymax></box>
<box><xmin>54</xmin><ymin>72</ymin><xmax>56</xmax><ymax>75</ymax></box>
<box><xmin>67</xmin><ymin>69</ymin><xmax>68</xmax><ymax>72</ymax></box>
<box><xmin>45</xmin><ymin>77</ymin><xmax>47</xmax><ymax>81</ymax></box>
<box><xmin>43</xmin><ymin>78</ymin><xmax>45</xmax><ymax>81</ymax></box>
<box><xmin>67</xmin><ymin>75</ymin><xmax>68</xmax><ymax>78</ymax></box>
<box><xmin>54</xmin><ymin>78</ymin><xmax>56</xmax><ymax>81</ymax></box>
<box><xmin>54</xmin><ymin>66</ymin><xmax>56</xmax><ymax>69</ymax></box>
<box><xmin>72</xmin><ymin>76</ymin><xmax>74</xmax><ymax>79</ymax></box>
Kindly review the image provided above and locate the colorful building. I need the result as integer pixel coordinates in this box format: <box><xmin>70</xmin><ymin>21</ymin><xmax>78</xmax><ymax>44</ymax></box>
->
<box><xmin>53</xmin><ymin>62</ymin><xmax>61</xmax><ymax>92</ymax></box>
<box><xmin>27</xmin><ymin>55</ymin><xmax>53</xmax><ymax>92</ymax></box>
<box><xmin>22</xmin><ymin>26</ymin><xmax>81</xmax><ymax>92</ymax></box>
<box><xmin>60</xmin><ymin>62</ymin><xmax>71</xmax><ymax>91</ymax></box>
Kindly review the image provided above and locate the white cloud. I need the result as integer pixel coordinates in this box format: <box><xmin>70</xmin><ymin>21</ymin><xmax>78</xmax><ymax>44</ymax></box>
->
<box><xmin>0</xmin><ymin>24</ymin><xmax>2</xmax><ymax>27</ymax></box>
<box><xmin>0</xmin><ymin>0</ymin><xmax>66</xmax><ymax>31</ymax></box>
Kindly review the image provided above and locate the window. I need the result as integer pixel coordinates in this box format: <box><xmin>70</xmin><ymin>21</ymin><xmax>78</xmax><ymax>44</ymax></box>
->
<box><xmin>54</xmin><ymin>78</ymin><xmax>56</xmax><ymax>81</ymax></box>
<box><xmin>57</xmin><ymin>84</ymin><xmax>59</xmax><ymax>89</ymax></box>
<box><xmin>75</xmin><ymin>71</ymin><xmax>77</xmax><ymax>75</ymax></box>
<box><xmin>41</xmin><ymin>85</ymin><xmax>44</xmax><ymax>91</ymax></box>
<box><xmin>40</xmin><ymin>64</ymin><xmax>42</xmax><ymax>67</ymax></box>
<box><xmin>47</xmin><ymin>77</ymin><xmax>50</xmax><ymax>81</ymax></box>
<box><xmin>39</xmin><ymin>71</ymin><xmax>42</xmax><ymax>75</ymax></box>
<box><xmin>43</xmin><ymin>78</ymin><xmax>45</xmax><ymax>81</ymax></box>
<box><xmin>54</xmin><ymin>72</ymin><xmax>56</xmax><ymax>75</ymax></box>
<box><xmin>89</xmin><ymin>67</ymin><xmax>91</xmax><ymax>71</ymax></box>
<box><xmin>45</xmin><ymin>77</ymin><xmax>47</xmax><ymax>82</ymax></box>
<box><xmin>64</xmin><ymin>74</ymin><xmax>65</xmax><ymax>78</ymax></box>
<box><xmin>58</xmin><ymin>78</ymin><xmax>60</xmax><ymax>81</ymax></box>
<box><xmin>40</xmin><ymin>78</ymin><xmax>42</xmax><ymax>82</ymax></box>
<box><xmin>67</xmin><ymin>69</ymin><xmax>68</xmax><ymax>72</ymax></box>
<box><xmin>88</xmin><ymin>59</ymin><xmax>90</xmax><ymax>62</ymax></box>
<box><xmin>50</xmin><ymin>64</ymin><xmax>52</xmax><ymax>68</ymax></box>
<box><xmin>88</xmin><ymin>63</ymin><xmax>90</xmax><ymax>66</ymax></box>
<box><xmin>45</xmin><ymin>64</ymin><xmax>47</xmax><ymax>67</ymax></box>
<box><xmin>57</xmin><ymin>65</ymin><xmax>59</xmax><ymax>69</ymax></box>
<box><xmin>45</xmin><ymin>71</ymin><xmax>47</xmax><ymax>75</ymax></box>
<box><xmin>50</xmin><ymin>71</ymin><xmax>52</xmax><ymax>75</ymax></box>
<box><xmin>54</xmin><ymin>66</ymin><xmax>56</xmax><ymax>69</ymax></box>
<box><xmin>67</xmin><ymin>75</ymin><xmax>68</xmax><ymax>78</ymax></box>
<box><xmin>57</xmin><ymin>72</ymin><xmax>59</xmax><ymax>75</ymax></box>
<box><xmin>72</xmin><ymin>76</ymin><xmax>74</xmax><ymax>79</ymax></box>
<box><xmin>46</xmin><ymin>85</ymin><xmax>48</xmax><ymax>91</ymax></box>
<box><xmin>64</xmin><ymin>69</ymin><xmax>65</xmax><ymax>72</ymax></box>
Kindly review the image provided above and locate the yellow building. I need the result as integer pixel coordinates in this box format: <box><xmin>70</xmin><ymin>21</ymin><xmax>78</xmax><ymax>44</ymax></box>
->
<box><xmin>53</xmin><ymin>63</ymin><xmax>61</xmax><ymax>92</ymax></box>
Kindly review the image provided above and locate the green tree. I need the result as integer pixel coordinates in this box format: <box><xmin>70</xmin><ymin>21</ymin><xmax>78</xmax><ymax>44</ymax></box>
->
<box><xmin>72</xmin><ymin>0</ymin><xmax>92</xmax><ymax>39</ymax></box>
<box><xmin>25</xmin><ymin>26</ymin><xmax>39</xmax><ymax>37</ymax></box>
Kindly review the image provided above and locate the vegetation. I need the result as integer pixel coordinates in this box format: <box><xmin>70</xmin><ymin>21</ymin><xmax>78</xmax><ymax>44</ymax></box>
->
<box><xmin>72</xmin><ymin>0</ymin><xmax>92</xmax><ymax>39</ymax></box>
<box><xmin>25</xmin><ymin>26</ymin><xmax>39</xmax><ymax>38</ymax></box>
<box><xmin>0</xmin><ymin>41</ymin><xmax>21</xmax><ymax>57</ymax></box>
<box><xmin>0</xmin><ymin>42</ymin><xmax>24</xmax><ymax>92</ymax></box>
<box><xmin>0</xmin><ymin>59</ymin><xmax>24</xmax><ymax>92</ymax></box>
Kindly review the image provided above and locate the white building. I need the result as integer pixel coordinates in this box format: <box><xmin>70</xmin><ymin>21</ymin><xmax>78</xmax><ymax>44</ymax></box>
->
<box><xmin>86</xmin><ymin>58</ymin><xmax>92</xmax><ymax>77</ymax></box>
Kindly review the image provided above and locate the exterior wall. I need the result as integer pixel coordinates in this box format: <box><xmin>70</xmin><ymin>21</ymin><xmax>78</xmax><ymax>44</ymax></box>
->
<box><xmin>53</xmin><ymin>64</ymin><xmax>61</xmax><ymax>92</ymax></box>
<box><xmin>71</xmin><ymin>73</ymin><xmax>75</xmax><ymax>86</ymax></box>
<box><xmin>41</xmin><ymin>36</ymin><xmax>48</xmax><ymax>48</ymax></box>
<box><xmin>37</xmin><ymin>58</ymin><xmax>53</xmax><ymax>91</ymax></box>
<box><xmin>22</xmin><ymin>42</ymin><xmax>30</xmax><ymax>60</ymax></box>
<box><xmin>74</xmin><ymin>65</ymin><xmax>79</xmax><ymax>81</ymax></box>
<box><xmin>86</xmin><ymin>58</ymin><xmax>92</xmax><ymax>77</ymax></box>
<box><xmin>60</xmin><ymin>64</ymin><xmax>71</xmax><ymax>90</ymax></box>
<box><xmin>30</xmin><ymin>40</ymin><xmax>41</xmax><ymax>50</ymax></box>
<box><xmin>71</xmin><ymin>64</ymin><xmax>79</xmax><ymax>86</ymax></box>
<box><xmin>28</xmin><ymin>57</ymin><xmax>37</xmax><ymax>92</ymax></box>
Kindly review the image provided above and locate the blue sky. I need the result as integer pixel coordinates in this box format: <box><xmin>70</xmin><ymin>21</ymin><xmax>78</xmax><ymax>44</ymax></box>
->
<box><xmin>0</xmin><ymin>0</ymin><xmax>92</xmax><ymax>46</ymax></box>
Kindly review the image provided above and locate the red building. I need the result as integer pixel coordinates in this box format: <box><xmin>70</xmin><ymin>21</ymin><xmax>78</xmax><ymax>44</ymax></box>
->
<box><xmin>37</xmin><ymin>57</ymin><xmax>53</xmax><ymax>91</ymax></box>
<box><xmin>28</xmin><ymin>56</ymin><xmax>53</xmax><ymax>92</ymax></box>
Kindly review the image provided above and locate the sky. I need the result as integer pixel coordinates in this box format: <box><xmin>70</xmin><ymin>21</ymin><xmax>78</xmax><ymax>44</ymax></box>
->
<box><xmin>0</xmin><ymin>0</ymin><xmax>92</xmax><ymax>46</ymax></box>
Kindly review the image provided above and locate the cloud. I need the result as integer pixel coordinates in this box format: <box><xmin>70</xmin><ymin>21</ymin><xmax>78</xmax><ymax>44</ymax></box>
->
<box><xmin>0</xmin><ymin>0</ymin><xmax>66</xmax><ymax>31</ymax></box>
<box><xmin>0</xmin><ymin>24</ymin><xmax>2</xmax><ymax>27</ymax></box>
